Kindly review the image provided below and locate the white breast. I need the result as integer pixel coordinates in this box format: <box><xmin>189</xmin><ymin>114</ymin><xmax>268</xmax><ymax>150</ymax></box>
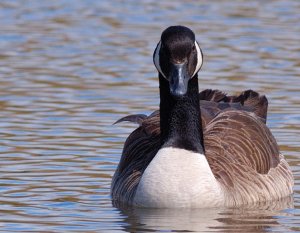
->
<box><xmin>134</xmin><ymin>147</ymin><xmax>224</xmax><ymax>208</ymax></box>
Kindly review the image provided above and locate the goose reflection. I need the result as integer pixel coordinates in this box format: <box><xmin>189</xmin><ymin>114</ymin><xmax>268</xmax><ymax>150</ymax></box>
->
<box><xmin>115</xmin><ymin>196</ymin><xmax>293</xmax><ymax>232</ymax></box>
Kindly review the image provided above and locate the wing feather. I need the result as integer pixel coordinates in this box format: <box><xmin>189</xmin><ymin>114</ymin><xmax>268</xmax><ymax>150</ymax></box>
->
<box><xmin>204</xmin><ymin>110</ymin><xmax>293</xmax><ymax>205</ymax></box>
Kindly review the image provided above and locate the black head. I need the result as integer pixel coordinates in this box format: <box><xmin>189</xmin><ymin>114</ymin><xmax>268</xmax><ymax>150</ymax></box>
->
<box><xmin>153</xmin><ymin>26</ymin><xmax>203</xmax><ymax>96</ymax></box>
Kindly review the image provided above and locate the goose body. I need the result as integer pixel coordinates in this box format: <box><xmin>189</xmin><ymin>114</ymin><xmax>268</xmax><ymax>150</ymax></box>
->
<box><xmin>111</xmin><ymin>26</ymin><xmax>294</xmax><ymax>208</ymax></box>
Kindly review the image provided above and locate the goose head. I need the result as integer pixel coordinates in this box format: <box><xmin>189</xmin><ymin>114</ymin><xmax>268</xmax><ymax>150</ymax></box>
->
<box><xmin>153</xmin><ymin>26</ymin><xmax>203</xmax><ymax>96</ymax></box>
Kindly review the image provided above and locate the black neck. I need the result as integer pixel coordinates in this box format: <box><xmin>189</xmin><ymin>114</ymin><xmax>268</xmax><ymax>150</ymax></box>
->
<box><xmin>159</xmin><ymin>74</ymin><xmax>204</xmax><ymax>153</ymax></box>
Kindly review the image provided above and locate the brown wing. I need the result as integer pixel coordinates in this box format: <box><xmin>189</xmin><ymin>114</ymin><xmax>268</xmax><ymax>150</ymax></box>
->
<box><xmin>204</xmin><ymin>110</ymin><xmax>279</xmax><ymax>175</ymax></box>
<box><xmin>204</xmin><ymin>110</ymin><xmax>293</xmax><ymax>204</ymax></box>
<box><xmin>111</xmin><ymin>114</ymin><xmax>160</xmax><ymax>205</ymax></box>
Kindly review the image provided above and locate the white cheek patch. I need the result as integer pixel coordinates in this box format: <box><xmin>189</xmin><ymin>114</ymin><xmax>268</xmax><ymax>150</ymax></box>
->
<box><xmin>192</xmin><ymin>41</ymin><xmax>203</xmax><ymax>77</ymax></box>
<box><xmin>153</xmin><ymin>41</ymin><xmax>167</xmax><ymax>79</ymax></box>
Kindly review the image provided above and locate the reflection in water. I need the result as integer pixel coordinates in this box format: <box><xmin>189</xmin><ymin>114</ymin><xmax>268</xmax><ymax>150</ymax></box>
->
<box><xmin>0</xmin><ymin>0</ymin><xmax>299</xmax><ymax>232</ymax></box>
<box><xmin>120</xmin><ymin>196</ymin><xmax>294</xmax><ymax>232</ymax></box>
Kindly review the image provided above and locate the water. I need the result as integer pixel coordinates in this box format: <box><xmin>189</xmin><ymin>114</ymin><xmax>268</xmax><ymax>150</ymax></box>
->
<box><xmin>0</xmin><ymin>0</ymin><xmax>299</xmax><ymax>232</ymax></box>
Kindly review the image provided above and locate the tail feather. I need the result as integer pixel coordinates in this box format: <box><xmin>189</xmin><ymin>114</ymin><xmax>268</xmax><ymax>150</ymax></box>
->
<box><xmin>199</xmin><ymin>89</ymin><xmax>228</xmax><ymax>102</ymax></box>
<box><xmin>229</xmin><ymin>90</ymin><xmax>268</xmax><ymax>122</ymax></box>
<box><xmin>114</xmin><ymin>114</ymin><xmax>147</xmax><ymax>126</ymax></box>
<box><xmin>199</xmin><ymin>89</ymin><xmax>268</xmax><ymax>123</ymax></box>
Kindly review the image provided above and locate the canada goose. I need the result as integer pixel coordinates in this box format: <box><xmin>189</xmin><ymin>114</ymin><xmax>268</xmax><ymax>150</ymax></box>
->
<box><xmin>111</xmin><ymin>25</ymin><xmax>294</xmax><ymax>208</ymax></box>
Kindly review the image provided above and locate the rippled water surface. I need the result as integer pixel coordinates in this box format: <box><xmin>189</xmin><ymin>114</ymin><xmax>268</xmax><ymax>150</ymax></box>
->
<box><xmin>0</xmin><ymin>0</ymin><xmax>299</xmax><ymax>232</ymax></box>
